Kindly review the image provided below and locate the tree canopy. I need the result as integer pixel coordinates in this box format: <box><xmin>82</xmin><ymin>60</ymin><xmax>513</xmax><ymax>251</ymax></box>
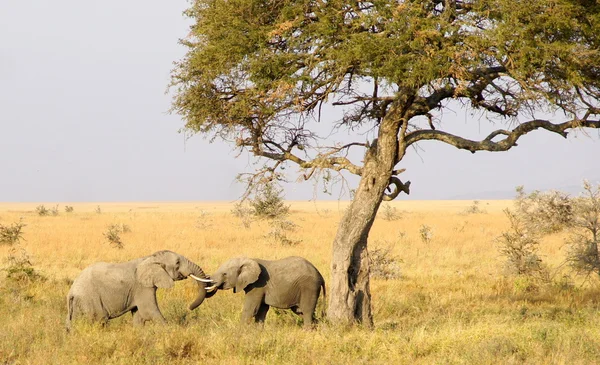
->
<box><xmin>172</xmin><ymin>0</ymin><xmax>600</xmax><ymax>183</ymax></box>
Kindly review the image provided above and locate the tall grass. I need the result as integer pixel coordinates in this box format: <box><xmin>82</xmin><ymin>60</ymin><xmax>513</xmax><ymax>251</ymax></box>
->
<box><xmin>1</xmin><ymin>200</ymin><xmax>599</xmax><ymax>364</ymax></box>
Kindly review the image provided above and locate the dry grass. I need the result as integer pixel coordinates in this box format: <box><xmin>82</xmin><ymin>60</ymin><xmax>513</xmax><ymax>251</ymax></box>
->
<box><xmin>1</xmin><ymin>200</ymin><xmax>600</xmax><ymax>364</ymax></box>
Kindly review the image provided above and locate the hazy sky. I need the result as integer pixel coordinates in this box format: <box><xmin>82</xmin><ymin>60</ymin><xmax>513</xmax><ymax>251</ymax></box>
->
<box><xmin>1</xmin><ymin>0</ymin><xmax>598</xmax><ymax>202</ymax></box>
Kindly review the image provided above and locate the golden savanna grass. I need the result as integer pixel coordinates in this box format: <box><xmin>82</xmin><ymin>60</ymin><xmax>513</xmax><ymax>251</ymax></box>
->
<box><xmin>2</xmin><ymin>200</ymin><xmax>600</xmax><ymax>364</ymax></box>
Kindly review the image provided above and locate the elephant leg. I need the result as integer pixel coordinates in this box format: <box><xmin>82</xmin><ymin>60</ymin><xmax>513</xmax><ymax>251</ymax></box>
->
<box><xmin>299</xmin><ymin>295</ymin><xmax>318</xmax><ymax>329</ymax></box>
<box><xmin>241</xmin><ymin>292</ymin><xmax>264</xmax><ymax>324</ymax></box>
<box><xmin>255</xmin><ymin>303</ymin><xmax>270</xmax><ymax>324</ymax></box>
<box><xmin>131</xmin><ymin>308</ymin><xmax>144</xmax><ymax>327</ymax></box>
<box><xmin>136</xmin><ymin>293</ymin><xmax>167</xmax><ymax>325</ymax></box>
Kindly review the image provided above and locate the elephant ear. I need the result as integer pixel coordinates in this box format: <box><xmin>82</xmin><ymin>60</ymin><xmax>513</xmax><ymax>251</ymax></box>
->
<box><xmin>235</xmin><ymin>258</ymin><xmax>261</xmax><ymax>293</ymax></box>
<box><xmin>136</xmin><ymin>256</ymin><xmax>175</xmax><ymax>289</ymax></box>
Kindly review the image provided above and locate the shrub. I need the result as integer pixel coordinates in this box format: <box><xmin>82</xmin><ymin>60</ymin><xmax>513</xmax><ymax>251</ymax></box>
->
<box><xmin>50</xmin><ymin>205</ymin><xmax>59</xmax><ymax>216</ymax></box>
<box><xmin>565</xmin><ymin>181</ymin><xmax>600</xmax><ymax>278</ymax></box>
<box><xmin>497</xmin><ymin>209</ymin><xmax>545</xmax><ymax>277</ymax></box>
<box><xmin>231</xmin><ymin>202</ymin><xmax>253</xmax><ymax>228</ymax></box>
<box><xmin>265</xmin><ymin>219</ymin><xmax>301</xmax><ymax>246</ymax></box>
<box><xmin>514</xmin><ymin>186</ymin><xmax>574</xmax><ymax>234</ymax></box>
<box><xmin>250</xmin><ymin>183</ymin><xmax>289</xmax><ymax>219</ymax></box>
<box><xmin>462</xmin><ymin>200</ymin><xmax>487</xmax><ymax>215</ymax></box>
<box><xmin>0</xmin><ymin>219</ymin><xmax>25</xmax><ymax>246</ymax></box>
<box><xmin>4</xmin><ymin>246</ymin><xmax>45</xmax><ymax>283</ymax></box>
<box><xmin>65</xmin><ymin>206</ymin><xmax>74</xmax><ymax>213</ymax></box>
<box><xmin>35</xmin><ymin>205</ymin><xmax>49</xmax><ymax>216</ymax></box>
<box><xmin>195</xmin><ymin>211</ymin><xmax>213</xmax><ymax>229</ymax></box>
<box><xmin>419</xmin><ymin>224</ymin><xmax>433</xmax><ymax>244</ymax></box>
<box><xmin>103</xmin><ymin>223</ymin><xmax>130</xmax><ymax>249</ymax></box>
<box><xmin>380</xmin><ymin>204</ymin><xmax>401</xmax><ymax>221</ymax></box>
<box><xmin>95</xmin><ymin>205</ymin><xmax>102</xmax><ymax>214</ymax></box>
<box><xmin>370</xmin><ymin>241</ymin><xmax>402</xmax><ymax>280</ymax></box>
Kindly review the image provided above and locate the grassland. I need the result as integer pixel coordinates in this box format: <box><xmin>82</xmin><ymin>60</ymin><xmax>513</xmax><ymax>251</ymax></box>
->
<box><xmin>1</xmin><ymin>200</ymin><xmax>600</xmax><ymax>364</ymax></box>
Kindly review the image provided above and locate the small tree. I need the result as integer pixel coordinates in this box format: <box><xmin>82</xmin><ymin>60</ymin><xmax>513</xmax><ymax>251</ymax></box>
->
<box><xmin>498</xmin><ymin>209</ymin><xmax>544</xmax><ymax>276</ymax></box>
<box><xmin>250</xmin><ymin>183</ymin><xmax>290</xmax><ymax>219</ymax></box>
<box><xmin>566</xmin><ymin>181</ymin><xmax>600</xmax><ymax>278</ymax></box>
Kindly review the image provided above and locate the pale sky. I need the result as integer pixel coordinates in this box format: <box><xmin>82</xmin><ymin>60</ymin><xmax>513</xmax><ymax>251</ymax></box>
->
<box><xmin>1</xmin><ymin>0</ymin><xmax>598</xmax><ymax>202</ymax></box>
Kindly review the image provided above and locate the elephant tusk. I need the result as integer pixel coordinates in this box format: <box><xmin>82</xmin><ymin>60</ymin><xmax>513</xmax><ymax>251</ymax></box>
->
<box><xmin>205</xmin><ymin>285</ymin><xmax>217</xmax><ymax>292</ymax></box>
<box><xmin>190</xmin><ymin>274</ymin><xmax>214</xmax><ymax>283</ymax></box>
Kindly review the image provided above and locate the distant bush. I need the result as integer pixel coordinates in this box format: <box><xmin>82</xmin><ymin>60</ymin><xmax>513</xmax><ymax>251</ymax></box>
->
<box><xmin>36</xmin><ymin>205</ymin><xmax>59</xmax><ymax>216</ymax></box>
<box><xmin>462</xmin><ymin>200</ymin><xmax>487</xmax><ymax>215</ymax></box>
<box><xmin>507</xmin><ymin>182</ymin><xmax>600</xmax><ymax>281</ymax></box>
<box><xmin>195</xmin><ymin>211</ymin><xmax>213</xmax><ymax>230</ymax></box>
<box><xmin>380</xmin><ymin>204</ymin><xmax>401</xmax><ymax>221</ymax></box>
<box><xmin>35</xmin><ymin>205</ymin><xmax>49</xmax><ymax>216</ymax></box>
<box><xmin>370</xmin><ymin>241</ymin><xmax>402</xmax><ymax>280</ymax></box>
<box><xmin>65</xmin><ymin>206</ymin><xmax>74</xmax><ymax>213</ymax></box>
<box><xmin>95</xmin><ymin>206</ymin><xmax>102</xmax><ymax>214</ymax></box>
<box><xmin>250</xmin><ymin>183</ymin><xmax>289</xmax><ymax>219</ymax></box>
<box><xmin>4</xmin><ymin>246</ymin><xmax>45</xmax><ymax>284</ymax></box>
<box><xmin>103</xmin><ymin>223</ymin><xmax>130</xmax><ymax>249</ymax></box>
<box><xmin>419</xmin><ymin>224</ymin><xmax>433</xmax><ymax>244</ymax></box>
<box><xmin>497</xmin><ymin>209</ymin><xmax>546</xmax><ymax>277</ymax></box>
<box><xmin>50</xmin><ymin>205</ymin><xmax>59</xmax><ymax>216</ymax></box>
<box><xmin>565</xmin><ymin>181</ymin><xmax>600</xmax><ymax>278</ymax></box>
<box><xmin>231</xmin><ymin>202</ymin><xmax>253</xmax><ymax>228</ymax></box>
<box><xmin>265</xmin><ymin>219</ymin><xmax>301</xmax><ymax>246</ymax></box>
<box><xmin>0</xmin><ymin>219</ymin><xmax>25</xmax><ymax>246</ymax></box>
<box><xmin>514</xmin><ymin>186</ymin><xmax>573</xmax><ymax>234</ymax></box>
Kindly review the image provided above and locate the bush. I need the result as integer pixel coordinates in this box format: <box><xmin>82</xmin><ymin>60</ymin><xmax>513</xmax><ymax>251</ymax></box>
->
<box><xmin>497</xmin><ymin>209</ymin><xmax>545</xmax><ymax>277</ymax></box>
<box><xmin>231</xmin><ymin>202</ymin><xmax>253</xmax><ymax>228</ymax></box>
<box><xmin>36</xmin><ymin>204</ymin><xmax>59</xmax><ymax>216</ymax></box>
<box><xmin>35</xmin><ymin>205</ymin><xmax>49</xmax><ymax>216</ymax></box>
<box><xmin>4</xmin><ymin>246</ymin><xmax>45</xmax><ymax>284</ymax></box>
<box><xmin>103</xmin><ymin>223</ymin><xmax>130</xmax><ymax>249</ymax></box>
<box><xmin>370</xmin><ymin>241</ymin><xmax>402</xmax><ymax>280</ymax></box>
<box><xmin>419</xmin><ymin>224</ymin><xmax>433</xmax><ymax>244</ymax></box>
<box><xmin>565</xmin><ymin>181</ymin><xmax>600</xmax><ymax>278</ymax></box>
<box><xmin>0</xmin><ymin>219</ymin><xmax>25</xmax><ymax>246</ymax></box>
<box><xmin>49</xmin><ymin>205</ymin><xmax>59</xmax><ymax>216</ymax></box>
<box><xmin>265</xmin><ymin>219</ymin><xmax>301</xmax><ymax>246</ymax></box>
<box><xmin>250</xmin><ymin>183</ymin><xmax>289</xmax><ymax>219</ymax></box>
<box><xmin>195</xmin><ymin>211</ymin><xmax>213</xmax><ymax>230</ymax></box>
<box><xmin>65</xmin><ymin>206</ymin><xmax>74</xmax><ymax>213</ymax></box>
<box><xmin>514</xmin><ymin>186</ymin><xmax>573</xmax><ymax>234</ymax></box>
<box><xmin>380</xmin><ymin>204</ymin><xmax>401</xmax><ymax>221</ymax></box>
<box><xmin>462</xmin><ymin>200</ymin><xmax>487</xmax><ymax>215</ymax></box>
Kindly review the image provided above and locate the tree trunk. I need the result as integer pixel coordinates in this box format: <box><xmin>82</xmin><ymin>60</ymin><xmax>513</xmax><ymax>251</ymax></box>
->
<box><xmin>327</xmin><ymin>113</ymin><xmax>405</xmax><ymax>326</ymax></box>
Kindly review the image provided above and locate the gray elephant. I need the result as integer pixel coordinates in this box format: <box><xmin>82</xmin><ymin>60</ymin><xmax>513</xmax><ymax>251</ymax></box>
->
<box><xmin>192</xmin><ymin>256</ymin><xmax>325</xmax><ymax>328</ymax></box>
<box><xmin>66</xmin><ymin>250</ymin><xmax>216</xmax><ymax>330</ymax></box>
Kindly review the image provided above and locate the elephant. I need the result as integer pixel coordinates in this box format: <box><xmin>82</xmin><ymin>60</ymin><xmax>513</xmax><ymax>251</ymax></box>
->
<box><xmin>192</xmin><ymin>256</ymin><xmax>325</xmax><ymax>328</ymax></box>
<box><xmin>65</xmin><ymin>250</ymin><xmax>216</xmax><ymax>330</ymax></box>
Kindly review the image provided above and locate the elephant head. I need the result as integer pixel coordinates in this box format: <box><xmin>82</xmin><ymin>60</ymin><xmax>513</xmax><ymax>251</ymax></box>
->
<box><xmin>136</xmin><ymin>250</ymin><xmax>216</xmax><ymax>310</ymax></box>
<box><xmin>192</xmin><ymin>257</ymin><xmax>261</xmax><ymax>294</ymax></box>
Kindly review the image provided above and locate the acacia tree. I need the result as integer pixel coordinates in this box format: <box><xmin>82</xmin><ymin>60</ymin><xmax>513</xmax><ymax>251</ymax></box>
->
<box><xmin>171</xmin><ymin>0</ymin><xmax>600</xmax><ymax>325</ymax></box>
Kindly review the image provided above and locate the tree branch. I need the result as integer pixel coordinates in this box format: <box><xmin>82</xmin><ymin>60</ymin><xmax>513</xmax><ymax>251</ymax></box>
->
<box><xmin>405</xmin><ymin>118</ymin><xmax>600</xmax><ymax>153</ymax></box>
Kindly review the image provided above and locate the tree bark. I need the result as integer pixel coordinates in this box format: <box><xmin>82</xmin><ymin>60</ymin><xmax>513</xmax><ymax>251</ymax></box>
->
<box><xmin>327</xmin><ymin>113</ymin><xmax>405</xmax><ymax>326</ymax></box>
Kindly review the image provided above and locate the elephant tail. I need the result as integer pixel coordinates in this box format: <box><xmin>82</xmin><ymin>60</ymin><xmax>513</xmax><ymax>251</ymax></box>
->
<box><xmin>65</xmin><ymin>294</ymin><xmax>74</xmax><ymax>333</ymax></box>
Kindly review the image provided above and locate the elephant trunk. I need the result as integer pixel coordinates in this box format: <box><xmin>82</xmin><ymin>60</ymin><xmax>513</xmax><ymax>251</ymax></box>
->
<box><xmin>183</xmin><ymin>257</ymin><xmax>210</xmax><ymax>310</ymax></box>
